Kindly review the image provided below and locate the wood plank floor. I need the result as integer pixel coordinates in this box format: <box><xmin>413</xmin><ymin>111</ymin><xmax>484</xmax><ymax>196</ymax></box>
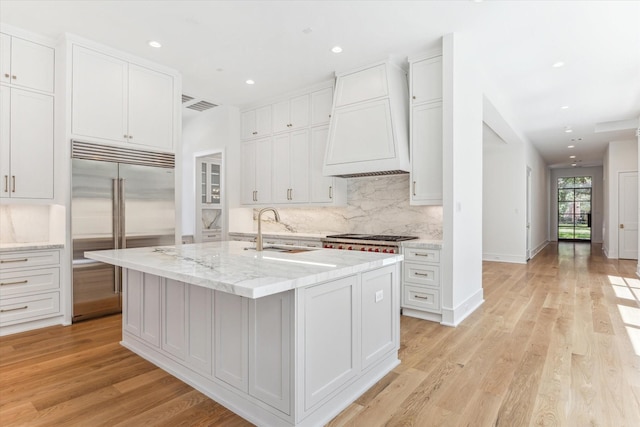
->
<box><xmin>1</xmin><ymin>242</ymin><xmax>640</xmax><ymax>426</ymax></box>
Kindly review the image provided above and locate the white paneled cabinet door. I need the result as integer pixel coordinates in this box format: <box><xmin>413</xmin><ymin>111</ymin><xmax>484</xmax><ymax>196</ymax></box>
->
<box><xmin>289</xmin><ymin>129</ymin><xmax>310</xmax><ymax>203</ymax></box>
<box><xmin>242</xmin><ymin>106</ymin><xmax>271</xmax><ymax>139</ymax></box>
<box><xmin>411</xmin><ymin>56</ymin><xmax>442</xmax><ymax>105</ymax></box>
<box><xmin>272</xmin><ymin>100</ymin><xmax>290</xmax><ymax>134</ymax></box>
<box><xmin>310</xmin><ymin>126</ymin><xmax>334</xmax><ymax>203</ymax></box>
<box><xmin>241</xmin><ymin>140</ymin><xmax>258</xmax><ymax>204</ymax></box>
<box><xmin>162</xmin><ymin>280</ymin><xmax>186</xmax><ymax>360</ymax></box>
<box><xmin>9</xmin><ymin>88</ymin><xmax>54</xmax><ymax>199</ymax></box>
<box><xmin>310</xmin><ymin>87</ymin><xmax>333</xmax><ymax>126</ymax></box>
<box><xmin>186</xmin><ymin>285</ymin><xmax>212</xmax><ymax>374</ymax></box>
<box><xmin>1</xmin><ymin>34</ymin><xmax>54</xmax><ymax>93</ymax></box>
<box><xmin>214</xmin><ymin>291</ymin><xmax>249</xmax><ymax>392</ymax></box>
<box><xmin>361</xmin><ymin>266</ymin><xmax>396</xmax><ymax>369</ymax></box>
<box><xmin>128</xmin><ymin>64</ymin><xmax>174</xmax><ymax>150</ymax></box>
<box><xmin>289</xmin><ymin>94</ymin><xmax>310</xmax><ymax>131</ymax></box>
<box><xmin>0</xmin><ymin>85</ymin><xmax>9</xmax><ymax>198</ymax></box>
<box><xmin>255</xmin><ymin>137</ymin><xmax>272</xmax><ymax>203</ymax></box>
<box><xmin>249</xmin><ymin>291</ymin><xmax>292</xmax><ymax>414</ymax></box>
<box><xmin>411</xmin><ymin>102</ymin><xmax>442</xmax><ymax>205</ymax></box>
<box><xmin>72</xmin><ymin>45</ymin><xmax>128</xmax><ymax>143</ymax></box>
<box><xmin>241</xmin><ymin>109</ymin><xmax>256</xmax><ymax>140</ymax></box>
<box><xmin>272</xmin><ymin>134</ymin><xmax>291</xmax><ymax>203</ymax></box>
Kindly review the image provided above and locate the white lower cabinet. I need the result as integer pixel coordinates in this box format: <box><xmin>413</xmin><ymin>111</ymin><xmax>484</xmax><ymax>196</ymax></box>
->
<box><xmin>123</xmin><ymin>270</ymin><xmax>160</xmax><ymax>346</ymax></box>
<box><xmin>214</xmin><ymin>291</ymin><xmax>248</xmax><ymax>392</ymax></box>
<box><xmin>187</xmin><ymin>283</ymin><xmax>213</xmax><ymax>374</ymax></box>
<box><xmin>361</xmin><ymin>266</ymin><xmax>396</xmax><ymax>369</ymax></box>
<box><xmin>0</xmin><ymin>249</ymin><xmax>62</xmax><ymax>334</ymax></box>
<box><xmin>401</xmin><ymin>244</ymin><xmax>442</xmax><ymax>321</ymax></box>
<box><xmin>162</xmin><ymin>279</ymin><xmax>187</xmax><ymax>359</ymax></box>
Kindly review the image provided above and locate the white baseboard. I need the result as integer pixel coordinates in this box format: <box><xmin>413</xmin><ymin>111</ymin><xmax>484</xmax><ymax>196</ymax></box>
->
<box><xmin>441</xmin><ymin>288</ymin><xmax>484</xmax><ymax>327</ymax></box>
<box><xmin>0</xmin><ymin>315</ymin><xmax>65</xmax><ymax>336</ymax></box>
<box><xmin>482</xmin><ymin>252</ymin><xmax>526</xmax><ymax>264</ymax></box>
<box><xmin>530</xmin><ymin>240</ymin><xmax>549</xmax><ymax>259</ymax></box>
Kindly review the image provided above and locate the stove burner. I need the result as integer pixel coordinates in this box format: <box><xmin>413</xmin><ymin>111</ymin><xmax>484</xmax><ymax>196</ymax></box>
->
<box><xmin>325</xmin><ymin>234</ymin><xmax>418</xmax><ymax>242</ymax></box>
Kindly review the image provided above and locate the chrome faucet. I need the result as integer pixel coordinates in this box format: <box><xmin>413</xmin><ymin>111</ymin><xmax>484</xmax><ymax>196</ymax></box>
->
<box><xmin>256</xmin><ymin>207</ymin><xmax>281</xmax><ymax>251</ymax></box>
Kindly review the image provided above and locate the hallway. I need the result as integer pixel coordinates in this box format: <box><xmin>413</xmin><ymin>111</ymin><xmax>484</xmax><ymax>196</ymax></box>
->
<box><xmin>1</xmin><ymin>243</ymin><xmax>639</xmax><ymax>426</ymax></box>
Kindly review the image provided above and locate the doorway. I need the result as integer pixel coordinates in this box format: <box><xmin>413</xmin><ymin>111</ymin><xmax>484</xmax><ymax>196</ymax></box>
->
<box><xmin>618</xmin><ymin>171</ymin><xmax>638</xmax><ymax>260</ymax></box>
<box><xmin>557</xmin><ymin>176</ymin><xmax>592</xmax><ymax>241</ymax></box>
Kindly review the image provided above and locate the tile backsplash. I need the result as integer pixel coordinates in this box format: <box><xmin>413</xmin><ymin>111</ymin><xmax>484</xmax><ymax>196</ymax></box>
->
<box><xmin>0</xmin><ymin>204</ymin><xmax>65</xmax><ymax>244</ymax></box>
<box><xmin>250</xmin><ymin>175</ymin><xmax>443</xmax><ymax>239</ymax></box>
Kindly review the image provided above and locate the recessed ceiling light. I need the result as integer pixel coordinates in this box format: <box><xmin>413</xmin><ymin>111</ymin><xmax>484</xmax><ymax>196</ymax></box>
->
<box><xmin>571</xmin><ymin>163</ymin><xmax>577</xmax><ymax>167</ymax></box>
<box><xmin>570</xmin><ymin>155</ymin><xmax>576</xmax><ymax>159</ymax></box>
<box><xmin>552</xmin><ymin>61</ymin><xmax>565</xmax><ymax>68</ymax></box>
<box><xmin>331</xmin><ymin>46</ymin><xmax>343</xmax><ymax>54</ymax></box>
<box><xmin>246</xmin><ymin>79</ymin><xmax>255</xmax><ymax>85</ymax></box>
<box><xmin>561</xmin><ymin>105</ymin><xmax>569</xmax><ymax>110</ymax></box>
<box><xmin>302</xmin><ymin>27</ymin><xmax>313</xmax><ymax>34</ymax></box>
<box><xmin>216</xmin><ymin>68</ymin><xmax>224</xmax><ymax>72</ymax></box>
<box><xmin>565</xmin><ymin>129</ymin><xmax>573</xmax><ymax>133</ymax></box>
<box><xmin>568</xmin><ymin>145</ymin><xmax>575</xmax><ymax>148</ymax></box>
<box><xmin>148</xmin><ymin>40</ymin><xmax>162</xmax><ymax>48</ymax></box>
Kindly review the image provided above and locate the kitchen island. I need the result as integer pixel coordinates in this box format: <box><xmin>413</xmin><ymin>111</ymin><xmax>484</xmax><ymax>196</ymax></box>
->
<box><xmin>85</xmin><ymin>241</ymin><xmax>403</xmax><ymax>427</ymax></box>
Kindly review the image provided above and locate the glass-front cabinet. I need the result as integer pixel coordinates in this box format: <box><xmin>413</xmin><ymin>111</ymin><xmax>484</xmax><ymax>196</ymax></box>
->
<box><xmin>197</xmin><ymin>155</ymin><xmax>224</xmax><ymax>242</ymax></box>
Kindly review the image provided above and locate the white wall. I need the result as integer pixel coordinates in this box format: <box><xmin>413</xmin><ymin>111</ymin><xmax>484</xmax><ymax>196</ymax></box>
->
<box><xmin>181</xmin><ymin>106</ymin><xmax>241</xmax><ymax>237</ymax></box>
<box><xmin>441</xmin><ymin>33</ymin><xmax>484</xmax><ymax>326</ymax></box>
<box><xmin>526</xmin><ymin>135</ymin><xmax>550</xmax><ymax>256</ymax></box>
<box><xmin>549</xmin><ymin>167</ymin><xmax>604</xmax><ymax>243</ymax></box>
<box><xmin>603</xmin><ymin>139</ymin><xmax>638</xmax><ymax>258</ymax></box>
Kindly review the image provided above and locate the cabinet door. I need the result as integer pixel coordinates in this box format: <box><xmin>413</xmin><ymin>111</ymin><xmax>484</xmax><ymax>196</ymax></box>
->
<box><xmin>289</xmin><ymin>129</ymin><xmax>309</xmax><ymax>203</ymax></box>
<box><xmin>411</xmin><ymin>102</ymin><xmax>442</xmax><ymax>205</ymax></box>
<box><xmin>241</xmin><ymin>141</ymin><xmax>257</xmax><ymax>204</ymax></box>
<box><xmin>309</xmin><ymin>126</ymin><xmax>334</xmax><ymax>203</ymax></box>
<box><xmin>255</xmin><ymin>105</ymin><xmax>272</xmax><ymax>136</ymax></box>
<box><xmin>272</xmin><ymin>134</ymin><xmax>291</xmax><ymax>203</ymax></box>
<box><xmin>241</xmin><ymin>109</ymin><xmax>256</xmax><ymax>139</ymax></box>
<box><xmin>272</xmin><ymin>100</ymin><xmax>290</xmax><ymax>133</ymax></box>
<box><xmin>411</xmin><ymin>56</ymin><xmax>442</xmax><ymax>105</ymax></box>
<box><xmin>249</xmin><ymin>291</ymin><xmax>292</xmax><ymax>414</ymax></box>
<box><xmin>162</xmin><ymin>279</ymin><xmax>186</xmax><ymax>360</ymax></box>
<box><xmin>128</xmin><ymin>64</ymin><xmax>174</xmax><ymax>150</ymax></box>
<box><xmin>10</xmin><ymin>36</ymin><xmax>55</xmax><ymax>93</ymax></box>
<box><xmin>361</xmin><ymin>266</ymin><xmax>396</xmax><ymax>369</ymax></box>
<box><xmin>72</xmin><ymin>46</ymin><xmax>128</xmax><ymax>143</ymax></box>
<box><xmin>214</xmin><ymin>291</ymin><xmax>249</xmax><ymax>392</ymax></box>
<box><xmin>187</xmin><ymin>285</ymin><xmax>212</xmax><ymax>374</ymax></box>
<box><xmin>0</xmin><ymin>34</ymin><xmax>12</xmax><ymax>86</ymax></box>
<box><xmin>10</xmin><ymin>88</ymin><xmax>54</xmax><ymax>199</ymax></box>
<box><xmin>0</xmin><ymin>85</ymin><xmax>9</xmax><ymax>198</ymax></box>
<box><xmin>255</xmin><ymin>137</ymin><xmax>272</xmax><ymax>203</ymax></box>
<box><xmin>311</xmin><ymin>87</ymin><xmax>333</xmax><ymax>126</ymax></box>
<box><xmin>289</xmin><ymin>94</ymin><xmax>309</xmax><ymax>130</ymax></box>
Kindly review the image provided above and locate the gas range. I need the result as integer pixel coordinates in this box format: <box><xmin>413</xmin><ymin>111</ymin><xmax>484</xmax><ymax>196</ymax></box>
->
<box><xmin>321</xmin><ymin>234</ymin><xmax>418</xmax><ymax>254</ymax></box>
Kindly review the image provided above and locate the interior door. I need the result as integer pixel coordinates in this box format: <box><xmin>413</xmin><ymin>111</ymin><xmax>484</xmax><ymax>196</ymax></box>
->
<box><xmin>619</xmin><ymin>171</ymin><xmax>638</xmax><ymax>260</ymax></box>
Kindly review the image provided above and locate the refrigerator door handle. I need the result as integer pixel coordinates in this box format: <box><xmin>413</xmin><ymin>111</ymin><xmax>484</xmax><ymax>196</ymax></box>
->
<box><xmin>112</xmin><ymin>178</ymin><xmax>121</xmax><ymax>294</ymax></box>
<box><xmin>120</xmin><ymin>178</ymin><xmax>126</xmax><ymax>249</ymax></box>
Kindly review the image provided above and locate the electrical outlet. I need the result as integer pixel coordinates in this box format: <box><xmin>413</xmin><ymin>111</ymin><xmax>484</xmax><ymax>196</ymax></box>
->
<box><xmin>375</xmin><ymin>290</ymin><xmax>383</xmax><ymax>302</ymax></box>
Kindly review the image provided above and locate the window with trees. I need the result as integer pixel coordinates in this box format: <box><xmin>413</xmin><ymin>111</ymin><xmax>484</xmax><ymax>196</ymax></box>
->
<box><xmin>558</xmin><ymin>176</ymin><xmax>592</xmax><ymax>241</ymax></box>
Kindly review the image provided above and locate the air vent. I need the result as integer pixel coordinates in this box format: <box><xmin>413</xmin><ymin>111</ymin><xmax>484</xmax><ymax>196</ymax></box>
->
<box><xmin>186</xmin><ymin>100</ymin><xmax>218</xmax><ymax>112</ymax></box>
<box><xmin>182</xmin><ymin>94</ymin><xmax>195</xmax><ymax>103</ymax></box>
<box><xmin>335</xmin><ymin>170</ymin><xmax>409</xmax><ymax>178</ymax></box>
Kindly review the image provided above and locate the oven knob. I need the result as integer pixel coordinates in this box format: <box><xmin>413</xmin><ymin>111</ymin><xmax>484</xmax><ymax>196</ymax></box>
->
<box><xmin>338</xmin><ymin>245</ymin><xmax>343</xmax><ymax>250</ymax></box>
<box><xmin>360</xmin><ymin>247</ymin><xmax>366</xmax><ymax>251</ymax></box>
<box><xmin>348</xmin><ymin>246</ymin><xmax>353</xmax><ymax>250</ymax></box>
<box><xmin>382</xmin><ymin>249</ymin><xmax>388</xmax><ymax>253</ymax></box>
<box><xmin>368</xmin><ymin>248</ymin><xmax>373</xmax><ymax>252</ymax></box>
<box><xmin>374</xmin><ymin>248</ymin><xmax>380</xmax><ymax>252</ymax></box>
<box><xmin>323</xmin><ymin>244</ymin><xmax>328</xmax><ymax>248</ymax></box>
<box><xmin>390</xmin><ymin>249</ymin><xmax>395</xmax><ymax>253</ymax></box>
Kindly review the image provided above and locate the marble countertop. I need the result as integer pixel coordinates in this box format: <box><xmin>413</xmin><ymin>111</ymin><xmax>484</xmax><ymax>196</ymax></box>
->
<box><xmin>85</xmin><ymin>241</ymin><xmax>403</xmax><ymax>299</ymax></box>
<box><xmin>228</xmin><ymin>231</ymin><xmax>326</xmax><ymax>240</ymax></box>
<box><xmin>402</xmin><ymin>239</ymin><xmax>443</xmax><ymax>249</ymax></box>
<box><xmin>0</xmin><ymin>242</ymin><xmax>65</xmax><ymax>252</ymax></box>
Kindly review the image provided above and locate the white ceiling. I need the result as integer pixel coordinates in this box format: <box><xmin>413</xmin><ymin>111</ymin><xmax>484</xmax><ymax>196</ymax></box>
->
<box><xmin>2</xmin><ymin>0</ymin><xmax>639</xmax><ymax>169</ymax></box>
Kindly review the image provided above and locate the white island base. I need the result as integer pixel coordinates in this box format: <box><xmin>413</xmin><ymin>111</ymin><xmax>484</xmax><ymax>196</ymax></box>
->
<box><xmin>120</xmin><ymin>263</ymin><xmax>401</xmax><ymax>426</ymax></box>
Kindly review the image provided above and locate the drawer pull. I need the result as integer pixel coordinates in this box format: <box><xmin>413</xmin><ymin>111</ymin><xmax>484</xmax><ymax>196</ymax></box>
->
<box><xmin>414</xmin><ymin>253</ymin><xmax>431</xmax><ymax>257</ymax></box>
<box><xmin>1</xmin><ymin>305</ymin><xmax>28</xmax><ymax>313</ymax></box>
<box><xmin>414</xmin><ymin>295</ymin><xmax>430</xmax><ymax>300</ymax></box>
<box><xmin>0</xmin><ymin>258</ymin><xmax>29</xmax><ymax>264</ymax></box>
<box><xmin>0</xmin><ymin>280</ymin><xmax>28</xmax><ymax>286</ymax></box>
<box><xmin>414</xmin><ymin>272</ymin><xmax>429</xmax><ymax>277</ymax></box>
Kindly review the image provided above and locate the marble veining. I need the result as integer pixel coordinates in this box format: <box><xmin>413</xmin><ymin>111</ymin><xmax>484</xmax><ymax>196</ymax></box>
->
<box><xmin>250</xmin><ymin>175</ymin><xmax>443</xmax><ymax>239</ymax></box>
<box><xmin>86</xmin><ymin>241</ymin><xmax>403</xmax><ymax>299</ymax></box>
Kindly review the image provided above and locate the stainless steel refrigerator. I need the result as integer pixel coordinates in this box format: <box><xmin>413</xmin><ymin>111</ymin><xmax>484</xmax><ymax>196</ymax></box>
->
<box><xmin>71</xmin><ymin>142</ymin><xmax>175</xmax><ymax>322</ymax></box>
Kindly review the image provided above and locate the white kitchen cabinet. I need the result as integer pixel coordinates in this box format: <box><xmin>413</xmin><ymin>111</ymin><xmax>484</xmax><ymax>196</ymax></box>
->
<box><xmin>0</xmin><ymin>85</ymin><xmax>54</xmax><ymax>199</ymax></box>
<box><xmin>0</xmin><ymin>249</ymin><xmax>62</xmax><ymax>334</ymax></box>
<box><xmin>310</xmin><ymin>87</ymin><xmax>333</xmax><ymax>126</ymax></box>
<box><xmin>401</xmin><ymin>243</ymin><xmax>442</xmax><ymax>322</ymax></box>
<box><xmin>361</xmin><ymin>265</ymin><xmax>396</xmax><ymax>370</ymax></box>
<box><xmin>162</xmin><ymin>279</ymin><xmax>187</xmax><ymax>360</ymax></box>
<box><xmin>309</xmin><ymin>126</ymin><xmax>346</xmax><ymax>204</ymax></box>
<box><xmin>241</xmin><ymin>105</ymin><xmax>272</xmax><ymax>140</ymax></box>
<box><xmin>0</xmin><ymin>32</ymin><xmax>54</xmax><ymax>93</ymax></box>
<box><xmin>272</xmin><ymin>94</ymin><xmax>309</xmax><ymax>133</ymax></box>
<box><xmin>409</xmin><ymin>52</ymin><xmax>443</xmax><ymax>206</ymax></box>
<box><xmin>186</xmin><ymin>285</ymin><xmax>213</xmax><ymax>374</ymax></box>
<box><xmin>272</xmin><ymin>129</ymin><xmax>309</xmax><ymax>204</ymax></box>
<box><xmin>123</xmin><ymin>270</ymin><xmax>161</xmax><ymax>347</ymax></box>
<box><xmin>241</xmin><ymin>137</ymin><xmax>272</xmax><ymax>204</ymax></box>
<box><xmin>71</xmin><ymin>45</ymin><xmax>175</xmax><ymax>151</ymax></box>
<box><xmin>214</xmin><ymin>291</ymin><xmax>249</xmax><ymax>392</ymax></box>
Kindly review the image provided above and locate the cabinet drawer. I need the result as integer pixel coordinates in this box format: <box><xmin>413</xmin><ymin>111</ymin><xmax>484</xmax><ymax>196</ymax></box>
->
<box><xmin>201</xmin><ymin>231</ymin><xmax>221</xmax><ymax>242</ymax></box>
<box><xmin>403</xmin><ymin>247</ymin><xmax>440</xmax><ymax>263</ymax></box>
<box><xmin>0</xmin><ymin>267</ymin><xmax>59</xmax><ymax>297</ymax></box>
<box><xmin>0</xmin><ymin>250</ymin><xmax>60</xmax><ymax>270</ymax></box>
<box><xmin>402</xmin><ymin>285</ymin><xmax>440</xmax><ymax>312</ymax></box>
<box><xmin>0</xmin><ymin>291</ymin><xmax>60</xmax><ymax>325</ymax></box>
<box><xmin>297</xmin><ymin>239</ymin><xmax>322</xmax><ymax>248</ymax></box>
<box><xmin>403</xmin><ymin>262</ymin><xmax>439</xmax><ymax>288</ymax></box>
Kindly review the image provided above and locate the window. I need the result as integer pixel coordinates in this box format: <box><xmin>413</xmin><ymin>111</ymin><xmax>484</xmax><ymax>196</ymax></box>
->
<box><xmin>558</xmin><ymin>176</ymin><xmax>592</xmax><ymax>241</ymax></box>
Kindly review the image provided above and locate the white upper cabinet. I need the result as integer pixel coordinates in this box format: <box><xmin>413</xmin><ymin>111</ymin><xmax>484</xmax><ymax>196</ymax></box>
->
<box><xmin>272</xmin><ymin>94</ymin><xmax>309</xmax><ymax>133</ymax></box>
<box><xmin>309</xmin><ymin>125</ymin><xmax>345</xmax><ymax>204</ymax></box>
<box><xmin>310</xmin><ymin>87</ymin><xmax>333</xmax><ymax>126</ymax></box>
<box><xmin>1</xmin><ymin>33</ymin><xmax>54</xmax><ymax>93</ymax></box>
<box><xmin>241</xmin><ymin>105</ymin><xmax>271</xmax><ymax>140</ymax></box>
<box><xmin>410</xmin><ymin>56</ymin><xmax>442</xmax><ymax>105</ymax></box>
<box><xmin>241</xmin><ymin>137</ymin><xmax>272</xmax><ymax>205</ymax></box>
<box><xmin>272</xmin><ymin>129</ymin><xmax>310</xmax><ymax>204</ymax></box>
<box><xmin>1</xmin><ymin>86</ymin><xmax>54</xmax><ymax>199</ymax></box>
<box><xmin>71</xmin><ymin>44</ymin><xmax>176</xmax><ymax>151</ymax></box>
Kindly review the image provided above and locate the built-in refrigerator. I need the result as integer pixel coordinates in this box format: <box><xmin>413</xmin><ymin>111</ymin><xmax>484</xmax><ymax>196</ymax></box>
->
<box><xmin>71</xmin><ymin>142</ymin><xmax>175</xmax><ymax>322</ymax></box>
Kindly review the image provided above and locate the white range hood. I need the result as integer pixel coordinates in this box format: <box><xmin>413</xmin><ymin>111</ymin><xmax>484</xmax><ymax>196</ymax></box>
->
<box><xmin>323</xmin><ymin>60</ymin><xmax>410</xmax><ymax>178</ymax></box>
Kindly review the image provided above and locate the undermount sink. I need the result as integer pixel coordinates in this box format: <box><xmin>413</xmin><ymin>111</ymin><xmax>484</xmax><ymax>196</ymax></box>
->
<box><xmin>244</xmin><ymin>246</ymin><xmax>317</xmax><ymax>254</ymax></box>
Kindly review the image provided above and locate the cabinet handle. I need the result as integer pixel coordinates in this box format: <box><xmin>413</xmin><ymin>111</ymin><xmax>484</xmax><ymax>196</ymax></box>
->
<box><xmin>0</xmin><ymin>258</ymin><xmax>28</xmax><ymax>264</ymax></box>
<box><xmin>252</xmin><ymin>131</ymin><xmax>258</xmax><ymax>135</ymax></box>
<box><xmin>3</xmin><ymin>73</ymin><xmax>9</xmax><ymax>78</ymax></box>
<box><xmin>11</xmin><ymin>75</ymin><xmax>17</xmax><ymax>80</ymax></box>
<box><xmin>124</xmin><ymin>134</ymin><xmax>128</xmax><ymax>138</ymax></box>
<box><xmin>3</xmin><ymin>175</ymin><xmax>7</xmax><ymax>192</ymax></box>
<box><xmin>289</xmin><ymin>188</ymin><xmax>293</xmax><ymax>200</ymax></box>
<box><xmin>11</xmin><ymin>176</ymin><xmax>16</xmax><ymax>192</ymax></box>
<box><xmin>414</xmin><ymin>272</ymin><xmax>430</xmax><ymax>277</ymax></box>
<box><xmin>414</xmin><ymin>253</ymin><xmax>430</xmax><ymax>257</ymax></box>
<box><xmin>412</xmin><ymin>181</ymin><xmax>416</xmax><ymax>196</ymax></box>
<box><xmin>1</xmin><ymin>305</ymin><xmax>28</xmax><ymax>313</ymax></box>
<box><xmin>329</xmin><ymin>186</ymin><xmax>333</xmax><ymax>199</ymax></box>
<box><xmin>412</xmin><ymin>96</ymin><xmax>416</xmax><ymax>100</ymax></box>
<box><xmin>0</xmin><ymin>280</ymin><xmax>28</xmax><ymax>286</ymax></box>
<box><xmin>413</xmin><ymin>295</ymin><xmax>430</xmax><ymax>300</ymax></box>
<box><xmin>329</xmin><ymin>114</ymin><xmax>331</xmax><ymax>118</ymax></box>
<box><xmin>128</xmin><ymin>135</ymin><xmax>133</xmax><ymax>139</ymax></box>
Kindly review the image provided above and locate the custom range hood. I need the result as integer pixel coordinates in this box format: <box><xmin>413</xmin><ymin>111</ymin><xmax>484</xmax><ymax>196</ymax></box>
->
<box><xmin>323</xmin><ymin>60</ymin><xmax>410</xmax><ymax>178</ymax></box>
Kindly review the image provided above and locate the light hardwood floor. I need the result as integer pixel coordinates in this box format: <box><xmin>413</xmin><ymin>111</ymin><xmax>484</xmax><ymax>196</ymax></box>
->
<box><xmin>1</xmin><ymin>242</ymin><xmax>639</xmax><ymax>426</ymax></box>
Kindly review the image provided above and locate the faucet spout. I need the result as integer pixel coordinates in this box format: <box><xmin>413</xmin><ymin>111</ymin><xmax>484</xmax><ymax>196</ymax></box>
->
<box><xmin>256</xmin><ymin>207</ymin><xmax>281</xmax><ymax>251</ymax></box>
